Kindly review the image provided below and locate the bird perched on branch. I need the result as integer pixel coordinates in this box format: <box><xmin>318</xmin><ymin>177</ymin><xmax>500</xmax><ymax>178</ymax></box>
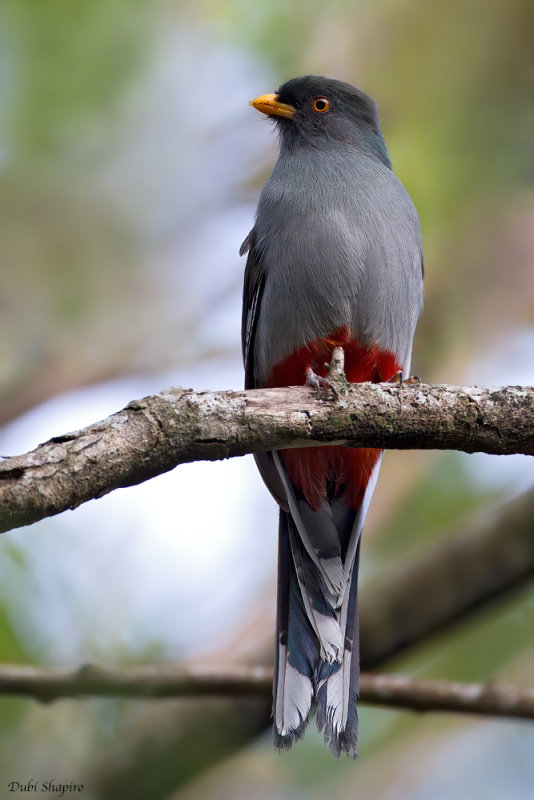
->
<box><xmin>241</xmin><ymin>75</ymin><xmax>423</xmax><ymax>757</ymax></box>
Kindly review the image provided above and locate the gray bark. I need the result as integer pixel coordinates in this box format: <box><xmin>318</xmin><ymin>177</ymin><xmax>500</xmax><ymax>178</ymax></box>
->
<box><xmin>1</xmin><ymin>382</ymin><xmax>533</xmax><ymax>533</ymax></box>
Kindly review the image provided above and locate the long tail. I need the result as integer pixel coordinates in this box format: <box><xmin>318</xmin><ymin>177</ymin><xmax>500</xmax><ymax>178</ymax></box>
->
<box><xmin>273</xmin><ymin>509</ymin><xmax>361</xmax><ymax>757</ymax></box>
<box><xmin>316</xmin><ymin>535</ymin><xmax>361</xmax><ymax>757</ymax></box>
<box><xmin>273</xmin><ymin>510</ymin><xmax>315</xmax><ymax>749</ymax></box>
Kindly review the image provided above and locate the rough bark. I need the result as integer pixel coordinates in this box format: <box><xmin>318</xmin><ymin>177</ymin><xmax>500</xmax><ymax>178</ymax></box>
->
<box><xmin>1</xmin><ymin>382</ymin><xmax>533</xmax><ymax>533</ymax></box>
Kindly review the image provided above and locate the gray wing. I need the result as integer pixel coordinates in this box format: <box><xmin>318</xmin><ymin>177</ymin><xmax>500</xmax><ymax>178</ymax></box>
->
<box><xmin>240</xmin><ymin>228</ymin><xmax>264</xmax><ymax>390</ymax></box>
<box><xmin>240</xmin><ymin>228</ymin><xmax>289</xmax><ymax>509</ymax></box>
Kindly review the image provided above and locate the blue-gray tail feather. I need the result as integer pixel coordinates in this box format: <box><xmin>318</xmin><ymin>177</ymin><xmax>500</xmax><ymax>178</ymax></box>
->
<box><xmin>316</xmin><ymin>536</ymin><xmax>361</xmax><ymax>757</ymax></box>
<box><xmin>274</xmin><ymin>509</ymin><xmax>361</xmax><ymax>757</ymax></box>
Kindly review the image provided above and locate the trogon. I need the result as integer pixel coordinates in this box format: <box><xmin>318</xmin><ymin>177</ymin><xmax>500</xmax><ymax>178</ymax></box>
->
<box><xmin>241</xmin><ymin>76</ymin><xmax>423</xmax><ymax>757</ymax></box>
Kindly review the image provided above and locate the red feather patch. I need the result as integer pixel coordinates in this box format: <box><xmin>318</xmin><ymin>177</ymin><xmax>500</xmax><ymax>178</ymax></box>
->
<box><xmin>267</xmin><ymin>326</ymin><xmax>400</xmax><ymax>511</ymax></box>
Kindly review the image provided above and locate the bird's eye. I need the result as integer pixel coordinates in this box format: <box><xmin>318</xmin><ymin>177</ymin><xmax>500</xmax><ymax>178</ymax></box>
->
<box><xmin>313</xmin><ymin>97</ymin><xmax>330</xmax><ymax>113</ymax></box>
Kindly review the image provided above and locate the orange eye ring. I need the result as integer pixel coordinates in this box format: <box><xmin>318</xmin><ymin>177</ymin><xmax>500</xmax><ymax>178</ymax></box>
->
<box><xmin>313</xmin><ymin>97</ymin><xmax>330</xmax><ymax>113</ymax></box>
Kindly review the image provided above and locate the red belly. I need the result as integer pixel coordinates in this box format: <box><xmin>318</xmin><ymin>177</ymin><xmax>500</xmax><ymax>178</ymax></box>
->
<box><xmin>267</xmin><ymin>326</ymin><xmax>400</xmax><ymax>511</ymax></box>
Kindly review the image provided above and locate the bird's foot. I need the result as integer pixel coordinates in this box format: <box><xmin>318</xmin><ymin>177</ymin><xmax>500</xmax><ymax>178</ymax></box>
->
<box><xmin>387</xmin><ymin>370</ymin><xmax>421</xmax><ymax>388</ymax></box>
<box><xmin>306</xmin><ymin>367</ymin><xmax>337</xmax><ymax>398</ymax></box>
<box><xmin>306</xmin><ymin>346</ymin><xmax>350</xmax><ymax>399</ymax></box>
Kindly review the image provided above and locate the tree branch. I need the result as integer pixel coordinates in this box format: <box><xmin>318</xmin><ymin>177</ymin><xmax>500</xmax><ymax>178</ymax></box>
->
<box><xmin>2</xmin><ymin>662</ymin><xmax>534</xmax><ymax>720</ymax></box>
<box><xmin>84</xmin><ymin>484</ymin><xmax>534</xmax><ymax>792</ymax></box>
<box><xmin>360</xmin><ymin>486</ymin><xmax>534</xmax><ymax>667</ymax></box>
<box><xmin>357</xmin><ymin>672</ymin><xmax>534</xmax><ymax>719</ymax></box>
<box><xmin>1</xmin><ymin>382</ymin><xmax>533</xmax><ymax>533</ymax></box>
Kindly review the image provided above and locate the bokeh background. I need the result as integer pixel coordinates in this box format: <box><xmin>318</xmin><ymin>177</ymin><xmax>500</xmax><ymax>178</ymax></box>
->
<box><xmin>1</xmin><ymin>0</ymin><xmax>533</xmax><ymax>797</ymax></box>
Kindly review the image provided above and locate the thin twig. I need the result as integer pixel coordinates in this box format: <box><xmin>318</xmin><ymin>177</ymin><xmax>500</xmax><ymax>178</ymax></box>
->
<box><xmin>1</xmin><ymin>662</ymin><xmax>533</xmax><ymax>720</ymax></box>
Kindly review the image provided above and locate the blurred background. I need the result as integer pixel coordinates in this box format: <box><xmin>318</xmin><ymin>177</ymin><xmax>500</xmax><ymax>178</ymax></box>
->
<box><xmin>0</xmin><ymin>0</ymin><xmax>533</xmax><ymax>797</ymax></box>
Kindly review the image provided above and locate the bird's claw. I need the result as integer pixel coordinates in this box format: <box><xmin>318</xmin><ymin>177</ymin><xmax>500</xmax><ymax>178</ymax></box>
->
<box><xmin>306</xmin><ymin>367</ymin><xmax>338</xmax><ymax>399</ymax></box>
<box><xmin>387</xmin><ymin>370</ymin><xmax>421</xmax><ymax>388</ymax></box>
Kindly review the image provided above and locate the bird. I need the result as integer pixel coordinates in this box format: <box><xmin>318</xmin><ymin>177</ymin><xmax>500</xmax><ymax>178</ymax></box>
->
<box><xmin>241</xmin><ymin>75</ymin><xmax>423</xmax><ymax>757</ymax></box>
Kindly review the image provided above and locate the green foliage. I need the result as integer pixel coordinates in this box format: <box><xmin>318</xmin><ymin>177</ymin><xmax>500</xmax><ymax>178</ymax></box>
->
<box><xmin>2</xmin><ymin>0</ymin><xmax>155</xmax><ymax>162</ymax></box>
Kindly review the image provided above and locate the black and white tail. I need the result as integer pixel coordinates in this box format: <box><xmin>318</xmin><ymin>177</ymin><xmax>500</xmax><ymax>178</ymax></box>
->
<box><xmin>271</xmin><ymin>452</ymin><xmax>381</xmax><ymax>757</ymax></box>
<box><xmin>273</xmin><ymin>508</ymin><xmax>361</xmax><ymax>757</ymax></box>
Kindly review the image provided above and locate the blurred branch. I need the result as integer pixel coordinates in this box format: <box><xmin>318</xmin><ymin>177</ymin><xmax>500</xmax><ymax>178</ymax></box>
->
<box><xmin>0</xmin><ymin>663</ymin><xmax>272</xmax><ymax>702</ymax></box>
<box><xmin>89</xmin><ymin>484</ymin><xmax>534</xmax><ymax>795</ymax></box>
<box><xmin>360</xmin><ymin>486</ymin><xmax>534</xmax><ymax>667</ymax></box>
<box><xmin>358</xmin><ymin>673</ymin><xmax>534</xmax><ymax>719</ymax></box>
<box><xmin>1</xmin><ymin>382</ymin><xmax>533</xmax><ymax>533</ymax></box>
<box><xmin>94</xmin><ymin>696</ymin><xmax>271</xmax><ymax>800</ymax></box>
<box><xmin>2</xmin><ymin>662</ymin><xmax>534</xmax><ymax>720</ymax></box>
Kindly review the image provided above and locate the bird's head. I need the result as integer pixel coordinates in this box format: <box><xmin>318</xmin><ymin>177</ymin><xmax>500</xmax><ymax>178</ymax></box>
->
<box><xmin>250</xmin><ymin>75</ymin><xmax>391</xmax><ymax>166</ymax></box>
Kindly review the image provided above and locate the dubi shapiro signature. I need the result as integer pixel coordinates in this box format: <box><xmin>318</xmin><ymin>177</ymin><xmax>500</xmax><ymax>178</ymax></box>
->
<box><xmin>7</xmin><ymin>780</ymin><xmax>84</xmax><ymax>796</ymax></box>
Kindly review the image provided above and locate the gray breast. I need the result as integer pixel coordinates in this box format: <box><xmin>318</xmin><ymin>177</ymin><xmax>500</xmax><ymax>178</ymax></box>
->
<box><xmin>253</xmin><ymin>149</ymin><xmax>423</xmax><ymax>384</ymax></box>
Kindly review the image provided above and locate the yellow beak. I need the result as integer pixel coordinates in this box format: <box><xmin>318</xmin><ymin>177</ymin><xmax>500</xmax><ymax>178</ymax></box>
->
<box><xmin>250</xmin><ymin>93</ymin><xmax>295</xmax><ymax>120</ymax></box>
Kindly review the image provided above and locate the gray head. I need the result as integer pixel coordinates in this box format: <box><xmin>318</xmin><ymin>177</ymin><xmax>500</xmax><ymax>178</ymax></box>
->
<box><xmin>251</xmin><ymin>75</ymin><xmax>391</xmax><ymax>166</ymax></box>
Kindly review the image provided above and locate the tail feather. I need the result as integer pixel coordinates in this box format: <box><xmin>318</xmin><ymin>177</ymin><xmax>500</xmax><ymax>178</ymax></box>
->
<box><xmin>272</xmin><ymin>448</ymin><xmax>383</xmax><ymax>757</ymax></box>
<box><xmin>273</xmin><ymin>452</ymin><xmax>345</xmax><ymax>603</ymax></box>
<box><xmin>316</xmin><ymin>538</ymin><xmax>361</xmax><ymax>758</ymax></box>
<box><xmin>287</xmin><ymin>517</ymin><xmax>344</xmax><ymax>663</ymax></box>
<box><xmin>274</xmin><ymin>511</ymin><xmax>314</xmax><ymax>748</ymax></box>
<box><xmin>274</xmin><ymin>510</ymin><xmax>362</xmax><ymax>756</ymax></box>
